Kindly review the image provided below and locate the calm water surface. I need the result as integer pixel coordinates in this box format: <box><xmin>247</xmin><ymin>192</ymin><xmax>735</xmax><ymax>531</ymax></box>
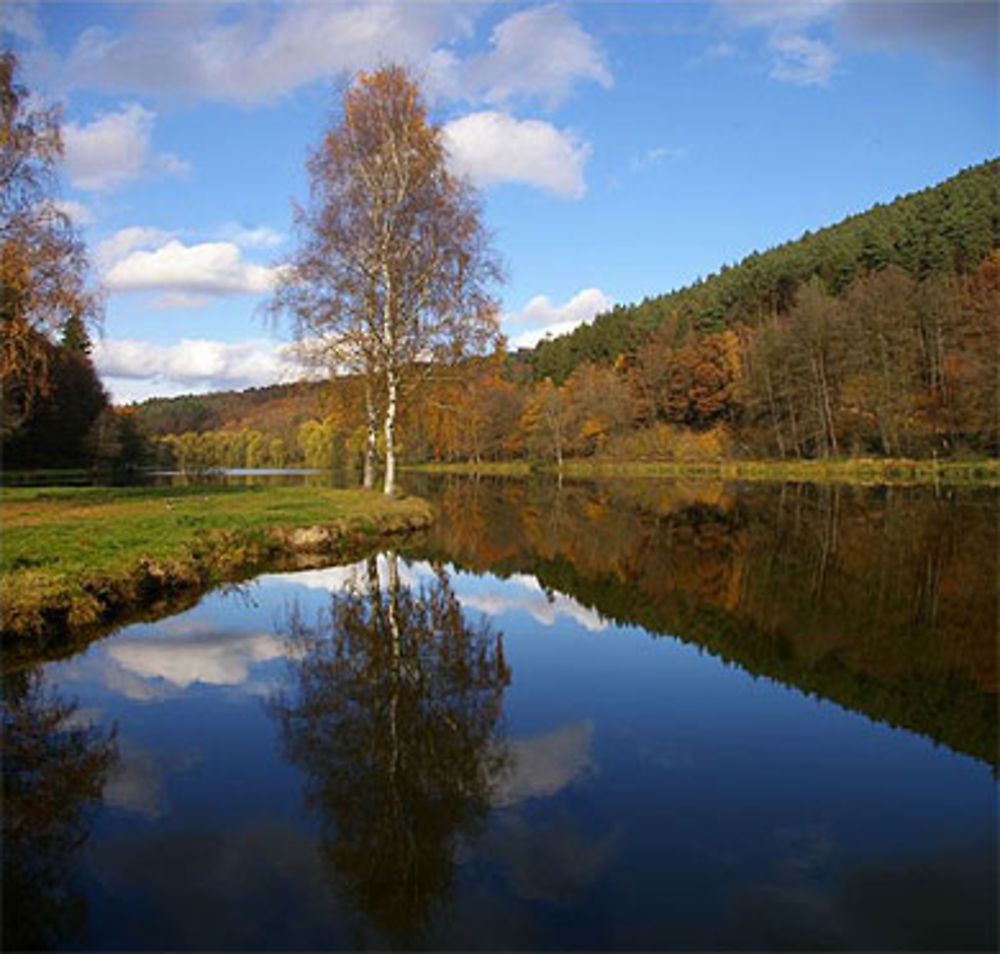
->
<box><xmin>4</xmin><ymin>476</ymin><xmax>997</xmax><ymax>950</ymax></box>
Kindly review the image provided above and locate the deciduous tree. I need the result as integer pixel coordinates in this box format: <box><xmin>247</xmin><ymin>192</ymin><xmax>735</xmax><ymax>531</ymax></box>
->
<box><xmin>274</xmin><ymin>66</ymin><xmax>501</xmax><ymax>494</ymax></box>
<box><xmin>1</xmin><ymin>52</ymin><xmax>101</xmax><ymax>439</ymax></box>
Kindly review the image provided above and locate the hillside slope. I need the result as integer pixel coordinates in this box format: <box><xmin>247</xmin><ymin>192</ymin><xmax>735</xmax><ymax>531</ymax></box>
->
<box><xmin>517</xmin><ymin>158</ymin><xmax>998</xmax><ymax>383</ymax></box>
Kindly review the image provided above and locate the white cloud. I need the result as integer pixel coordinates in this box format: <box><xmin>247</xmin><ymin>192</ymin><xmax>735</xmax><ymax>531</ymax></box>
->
<box><xmin>768</xmin><ymin>32</ymin><xmax>836</xmax><ymax>85</ymax></box>
<box><xmin>104</xmin><ymin>239</ymin><xmax>281</xmax><ymax>296</ymax></box>
<box><xmin>716</xmin><ymin>0</ymin><xmax>997</xmax><ymax>80</ymax></box>
<box><xmin>504</xmin><ymin>288</ymin><xmax>615</xmax><ymax>350</ymax></box>
<box><xmin>62</xmin><ymin>103</ymin><xmax>190</xmax><ymax>192</ymax></box>
<box><xmin>444</xmin><ymin>111</ymin><xmax>590</xmax><ymax>199</ymax></box>
<box><xmin>95</xmin><ymin>225</ymin><xmax>173</xmax><ymax>271</ymax></box>
<box><xmin>438</xmin><ymin>3</ymin><xmax>612</xmax><ymax>107</ymax></box>
<box><xmin>59</xmin><ymin>2</ymin><xmax>462</xmax><ymax>105</ymax></box>
<box><xmin>52</xmin><ymin>2</ymin><xmax>610</xmax><ymax>108</ymax></box>
<box><xmin>715</xmin><ymin>0</ymin><xmax>837</xmax><ymax>86</ymax></box>
<box><xmin>52</xmin><ymin>198</ymin><xmax>96</xmax><ymax>225</ymax></box>
<box><xmin>720</xmin><ymin>0</ymin><xmax>838</xmax><ymax>32</ymax></box>
<box><xmin>216</xmin><ymin>223</ymin><xmax>286</xmax><ymax>249</ymax></box>
<box><xmin>94</xmin><ymin>337</ymin><xmax>306</xmax><ymax>402</ymax></box>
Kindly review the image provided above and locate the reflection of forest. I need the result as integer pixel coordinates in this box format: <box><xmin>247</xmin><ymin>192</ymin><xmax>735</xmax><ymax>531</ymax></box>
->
<box><xmin>269</xmin><ymin>554</ymin><xmax>510</xmax><ymax>946</ymax></box>
<box><xmin>406</xmin><ymin>475</ymin><xmax>998</xmax><ymax>766</ymax></box>
<box><xmin>2</xmin><ymin>669</ymin><xmax>118</xmax><ymax>951</ymax></box>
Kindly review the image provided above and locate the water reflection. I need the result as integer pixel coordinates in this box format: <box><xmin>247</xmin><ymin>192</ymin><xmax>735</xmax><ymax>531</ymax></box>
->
<box><xmin>2</xmin><ymin>476</ymin><xmax>996</xmax><ymax>950</ymax></box>
<box><xmin>2</xmin><ymin>668</ymin><xmax>118</xmax><ymax>951</ymax></box>
<box><xmin>407</xmin><ymin>475</ymin><xmax>998</xmax><ymax>766</ymax></box>
<box><xmin>268</xmin><ymin>553</ymin><xmax>511</xmax><ymax>945</ymax></box>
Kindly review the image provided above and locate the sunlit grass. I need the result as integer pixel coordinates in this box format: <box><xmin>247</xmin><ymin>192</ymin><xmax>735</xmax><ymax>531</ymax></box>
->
<box><xmin>1</xmin><ymin>484</ymin><xmax>433</xmax><ymax>636</ymax></box>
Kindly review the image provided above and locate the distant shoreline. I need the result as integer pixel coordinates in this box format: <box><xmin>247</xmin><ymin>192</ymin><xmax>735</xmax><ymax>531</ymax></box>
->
<box><xmin>408</xmin><ymin>457</ymin><xmax>1000</xmax><ymax>486</ymax></box>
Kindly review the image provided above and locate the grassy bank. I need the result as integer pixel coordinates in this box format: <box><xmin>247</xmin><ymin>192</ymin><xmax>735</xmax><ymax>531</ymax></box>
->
<box><xmin>1</xmin><ymin>484</ymin><xmax>433</xmax><ymax>640</ymax></box>
<box><xmin>409</xmin><ymin>456</ymin><xmax>1000</xmax><ymax>485</ymax></box>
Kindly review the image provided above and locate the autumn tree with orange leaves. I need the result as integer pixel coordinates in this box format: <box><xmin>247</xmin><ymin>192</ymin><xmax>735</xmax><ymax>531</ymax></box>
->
<box><xmin>1</xmin><ymin>52</ymin><xmax>101</xmax><ymax>439</ymax></box>
<box><xmin>274</xmin><ymin>66</ymin><xmax>501</xmax><ymax>494</ymax></box>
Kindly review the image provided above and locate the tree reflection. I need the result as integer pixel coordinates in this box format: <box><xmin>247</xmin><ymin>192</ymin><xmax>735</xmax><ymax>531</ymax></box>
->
<box><xmin>2</xmin><ymin>668</ymin><xmax>118</xmax><ymax>951</ymax></box>
<box><xmin>407</xmin><ymin>474</ymin><xmax>998</xmax><ymax>766</ymax></box>
<box><xmin>269</xmin><ymin>553</ymin><xmax>510</xmax><ymax>944</ymax></box>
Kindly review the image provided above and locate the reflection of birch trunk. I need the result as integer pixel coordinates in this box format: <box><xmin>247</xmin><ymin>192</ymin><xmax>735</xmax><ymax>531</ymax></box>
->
<box><xmin>386</xmin><ymin>550</ymin><xmax>401</xmax><ymax>783</ymax></box>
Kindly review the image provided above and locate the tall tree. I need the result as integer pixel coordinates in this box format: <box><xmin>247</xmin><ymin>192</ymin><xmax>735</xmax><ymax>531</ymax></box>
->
<box><xmin>274</xmin><ymin>65</ymin><xmax>501</xmax><ymax>495</ymax></box>
<box><xmin>1</xmin><ymin>51</ymin><xmax>101</xmax><ymax>439</ymax></box>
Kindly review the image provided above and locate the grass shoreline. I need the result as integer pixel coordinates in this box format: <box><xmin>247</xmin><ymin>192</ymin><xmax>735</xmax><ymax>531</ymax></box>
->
<box><xmin>1</xmin><ymin>484</ymin><xmax>433</xmax><ymax>644</ymax></box>
<box><xmin>407</xmin><ymin>456</ymin><xmax>1000</xmax><ymax>485</ymax></box>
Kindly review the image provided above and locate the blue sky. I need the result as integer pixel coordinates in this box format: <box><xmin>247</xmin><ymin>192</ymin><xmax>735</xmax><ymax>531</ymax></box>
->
<box><xmin>4</xmin><ymin>1</ymin><xmax>996</xmax><ymax>403</ymax></box>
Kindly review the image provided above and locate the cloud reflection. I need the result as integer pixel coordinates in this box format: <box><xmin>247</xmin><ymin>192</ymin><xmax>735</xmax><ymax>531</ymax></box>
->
<box><xmin>107</xmin><ymin>629</ymin><xmax>290</xmax><ymax>688</ymax></box>
<box><xmin>269</xmin><ymin>560</ymin><xmax>608</xmax><ymax>633</ymax></box>
<box><xmin>493</xmin><ymin>721</ymin><xmax>594</xmax><ymax>807</ymax></box>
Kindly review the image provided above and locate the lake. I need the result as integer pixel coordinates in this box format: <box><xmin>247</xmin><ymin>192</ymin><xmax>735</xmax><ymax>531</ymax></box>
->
<box><xmin>4</xmin><ymin>475</ymin><xmax>997</xmax><ymax>950</ymax></box>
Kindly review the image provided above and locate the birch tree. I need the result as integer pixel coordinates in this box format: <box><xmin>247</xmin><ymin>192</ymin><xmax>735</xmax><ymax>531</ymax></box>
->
<box><xmin>274</xmin><ymin>66</ymin><xmax>501</xmax><ymax>494</ymax></box>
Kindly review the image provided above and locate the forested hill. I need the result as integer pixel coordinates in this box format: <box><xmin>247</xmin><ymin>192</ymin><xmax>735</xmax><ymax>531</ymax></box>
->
<box><xmin>516</xmin><ymin>158</ymin><xmax>999</xmax><ymax>383</ymax></box>
<box><xmin>135</xmin><ymin>381</ymin><xmax>325</xmax><ymax>439</ymax></box>
<box><xmin>132</xmin><ymin>158</ymin><xmax>998</xmax><ymax>470</ymax></box>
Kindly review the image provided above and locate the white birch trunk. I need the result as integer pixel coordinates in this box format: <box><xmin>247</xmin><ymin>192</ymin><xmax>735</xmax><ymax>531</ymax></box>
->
<box><xmin>363</xmin><ymin>378</ymin><xmax>377</xmax><ymax>490</ymax></box>
<box><xmin>383</xmin><ymin>364</ymin><xmax>397</xmax><ymax>496</ymax></box>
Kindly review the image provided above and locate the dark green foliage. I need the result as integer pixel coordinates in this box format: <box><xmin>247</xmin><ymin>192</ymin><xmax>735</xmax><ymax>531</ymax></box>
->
<box><xmin>2</xmin><ymin>333</ymin><xmax>108</xmax><ymax>468</ymax></box>
<box><xmin>514</xmin><ymin>159</ymin><xmax>999</xmax><ymax>383</ymax></box>
<box><xmin>59</xmin><ymin>314</ymin><xmax>92</xmax><ymax>355</ymax></box>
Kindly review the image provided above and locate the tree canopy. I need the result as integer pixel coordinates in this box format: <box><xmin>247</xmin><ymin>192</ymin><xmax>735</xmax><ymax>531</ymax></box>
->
<box><xmin>1</xmin><ymin>51</ymin><xmax>101</xmax><ymax>439</ymax></box>
<box><xmin>273</xmin><ymin>65</ymin><xmax>501</xmax><ymax>493</ymax></box>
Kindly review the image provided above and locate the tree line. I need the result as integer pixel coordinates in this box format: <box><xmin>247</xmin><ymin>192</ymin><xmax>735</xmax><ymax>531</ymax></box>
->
<box><xmin>151</xmin><ymin>244</ymin><xmax>998</xmax><ymax>472</ymax></box>
<box><xmin>150</xmin><ymin>157</ymin><xmax>998</xmax><ymax>470</ymax></box>
<box><xmin>6</xmin><ymin>44</ymin><xmax>995</xmax><ymax>476</ymax></box>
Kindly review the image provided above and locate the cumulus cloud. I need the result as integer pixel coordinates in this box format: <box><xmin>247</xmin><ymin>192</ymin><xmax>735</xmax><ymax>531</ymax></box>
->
<box><xmin>95</xmin><ymin>225</ymin><xmax>173</xmax><ymax>271</ymax></box>
<box><xmin>93</xmin><ymin>337</ymin><xmax>306</xmax><ymax>402</ymax></box>
<box><xmin>104</xmin><ymin>239</ymin><xmax>281</xmax><ymax>296</ymax></box>
<box><xmin>50</xmin><ymin>2</ymin><xmax>610</xmax><ymax>109</ymax></box>
<box><xmin>62</xmin><ymin>103</ymin><xmax>190</xmax><ymax>192</ymax></box>
<box><xmin>444</xmin><ymin>111</ymin><xmax>590</xmax><ymax>199</ymax></box>
<box><xmin>59</xmin><ymin>2</ymin><xmax>452</xmax><ymax>105</ymax></box>
<box><xmin>504</xmin><ymin>288</ymin><xmax>615</xmax><ymax>350</ymax></box>
<box><xmin>435</xmin><ymin>3</ymin><xmax>612</xmax><ymax>107</ymax></box>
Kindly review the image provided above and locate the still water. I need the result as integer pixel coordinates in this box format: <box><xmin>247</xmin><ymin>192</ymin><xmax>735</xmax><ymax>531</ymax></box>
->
<box><xmin>4</xmin><ymin>476</ymin><xmax>997</xmax><ymax>950</ymax></box>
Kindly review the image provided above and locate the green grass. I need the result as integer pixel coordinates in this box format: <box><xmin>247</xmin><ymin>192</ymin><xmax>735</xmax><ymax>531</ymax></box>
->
<box><xmin>407</xmin><ymin>456</ymin><xmax>1000</xmax><ymax>485</ymax></box>
<box><xmin>1</xmin><ymin>484</ymin><xmax>433</xmax><ymax>638</ymax></box>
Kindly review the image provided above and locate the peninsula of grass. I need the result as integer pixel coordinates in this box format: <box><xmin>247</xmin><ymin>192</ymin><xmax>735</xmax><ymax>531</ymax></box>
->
<box><xmin>409</xmin><ymin>456</ymin><xmax>1000</xmax><ymax>485</ymax></box>
<box><xmin>1</xmin><ymin>484</ymin><xmax>433</xmax><ymax>641</ymax></box>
